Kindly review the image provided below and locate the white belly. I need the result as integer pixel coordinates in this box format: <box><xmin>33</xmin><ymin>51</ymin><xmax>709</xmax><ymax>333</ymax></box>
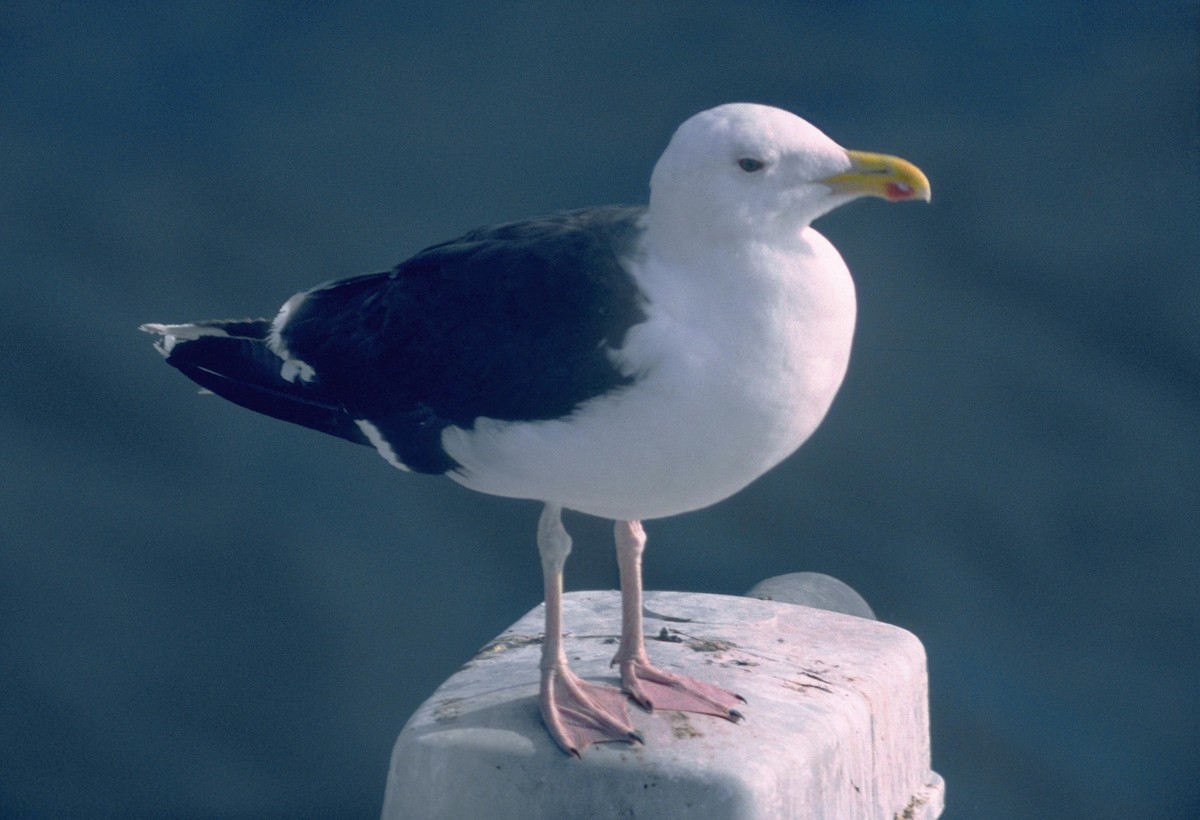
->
<box><xmin>441</xmin><ymin>228</ymin><xmax>857</xmax><ymax>521</ymax></box>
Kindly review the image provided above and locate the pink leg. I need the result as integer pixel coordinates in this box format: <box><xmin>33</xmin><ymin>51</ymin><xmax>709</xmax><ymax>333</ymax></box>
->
<box><xmin>612</xmin><ymin>520</ymin><xmax>744</xmax><ymax>720</ymax></box>
<box><xmin>536</xmin><ymin>504</ymin><xmax>641</xmax><ymax>756</ymax></box>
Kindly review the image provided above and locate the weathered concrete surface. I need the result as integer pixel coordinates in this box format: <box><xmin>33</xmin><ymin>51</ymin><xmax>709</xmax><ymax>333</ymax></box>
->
<box><xmin>382</xmin><ymin>590</ymin><xmax>943</xmax><ymax>819</ymax></box>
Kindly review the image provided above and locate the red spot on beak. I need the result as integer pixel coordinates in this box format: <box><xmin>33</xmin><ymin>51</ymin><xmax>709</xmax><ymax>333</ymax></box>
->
<box><xmin>885</xmin><ymin>181</ymin><xmax>914</xmax><ymax>201</ymax></box>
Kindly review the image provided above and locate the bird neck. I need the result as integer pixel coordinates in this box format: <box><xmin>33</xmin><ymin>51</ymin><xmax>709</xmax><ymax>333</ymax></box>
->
<box><xmin>639</xmin><ymin>210</ymin><xmax>812</xmax><ymax>277</ymax></box>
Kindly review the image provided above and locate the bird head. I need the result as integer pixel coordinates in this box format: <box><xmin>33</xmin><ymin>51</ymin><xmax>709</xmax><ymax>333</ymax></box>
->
<box><xmin>648</xmin><ymin>103</ymin><xmax>930</xmax><ymax>244</ymax></box>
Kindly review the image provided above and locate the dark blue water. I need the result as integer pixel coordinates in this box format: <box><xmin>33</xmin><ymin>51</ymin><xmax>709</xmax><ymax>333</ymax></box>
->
<box><xmin>2</xmin><ymin>4</ymin><xmax>1197</xmax><ymax>817</ymax></box>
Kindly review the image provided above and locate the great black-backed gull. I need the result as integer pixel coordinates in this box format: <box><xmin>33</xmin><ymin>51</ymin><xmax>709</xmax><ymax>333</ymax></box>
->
<box><xmin>141</xmin><ymin>102</ymin><xmax>929</xmax><ymax>755</ymax></box>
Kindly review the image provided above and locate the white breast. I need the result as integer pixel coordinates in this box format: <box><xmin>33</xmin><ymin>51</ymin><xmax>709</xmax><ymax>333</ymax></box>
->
<box><xmin>441</xmin><ymin>226</ymin><xmax>856</xmax><ymax>521</ymax></box>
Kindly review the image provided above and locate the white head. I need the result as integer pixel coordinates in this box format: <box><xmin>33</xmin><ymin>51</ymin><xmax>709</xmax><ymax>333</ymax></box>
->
<box><xmin>648</xmin><ymin>103</ymin><xmax>929</xmax><ymax>244</ymax></box>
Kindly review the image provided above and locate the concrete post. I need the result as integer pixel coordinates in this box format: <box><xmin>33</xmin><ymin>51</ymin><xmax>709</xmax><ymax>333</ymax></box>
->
<box><xmin>381</xmin><ymin>585</ymin><xmax>944</xmax><ymax>819</ymax></box>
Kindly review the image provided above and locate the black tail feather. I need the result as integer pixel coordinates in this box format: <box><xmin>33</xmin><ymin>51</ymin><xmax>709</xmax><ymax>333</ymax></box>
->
<box><xmin>145</xmin><ymin>320</ymin><xmax>370</xmax><ymax>448</ymax></box>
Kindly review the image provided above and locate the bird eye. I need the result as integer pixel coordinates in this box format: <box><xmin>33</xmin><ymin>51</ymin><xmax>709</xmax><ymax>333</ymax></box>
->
<box><xmin>737</xmin><ymin>158</ymin><xmax>765</xmax><ymax>173</ymax></box>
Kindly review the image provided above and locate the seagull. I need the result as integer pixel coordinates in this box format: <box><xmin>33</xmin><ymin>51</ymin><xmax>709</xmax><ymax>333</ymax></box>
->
<box><xmin>141</xmin><ymin>102</ymin><xmax>929</xmax><ymax>756</ymax></box>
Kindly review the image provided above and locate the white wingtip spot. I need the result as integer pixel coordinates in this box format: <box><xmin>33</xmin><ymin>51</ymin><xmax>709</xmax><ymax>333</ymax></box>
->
<box><xmin>140</xmin><ymin>322</ymin><xmax>232</xmax><ymax>357</ymax></box>
<box><xmin>280</xmin><ymin>358</ymin><xmax>316</xmax><ymax>383</ymax></box>
<box><xmin>355</xmin><ymin>419</ymin><xmax>412</xmax><ymax>472</ymax></box>
<box><xmin>141</xmin><ymin>323</ymin><xmax>178</xmax><ymax>355</ymax></box>
<box><xmin>140</xmin><ymin>322</ymin><xmax>231</xmax><ymax>341</ymax></box>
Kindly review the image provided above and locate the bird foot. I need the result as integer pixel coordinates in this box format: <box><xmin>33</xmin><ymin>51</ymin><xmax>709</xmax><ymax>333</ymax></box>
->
<box><xmin>618</xmin><ymin>657</ymin><xmax>745</xmax><ymax>721</ymax></box>
<box><xmin>540</xmin><ymin>666</ymin><xmax>643</xmax><ymax>756</ymax></box>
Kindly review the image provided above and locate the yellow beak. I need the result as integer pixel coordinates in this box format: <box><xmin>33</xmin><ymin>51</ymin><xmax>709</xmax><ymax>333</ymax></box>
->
<box><xmin>821</xmin><ymin>150</ymin><xmax>931</xmax><ymax>203</ymax></box>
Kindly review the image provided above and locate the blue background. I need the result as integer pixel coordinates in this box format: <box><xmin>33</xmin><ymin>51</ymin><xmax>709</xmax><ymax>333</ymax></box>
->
<box><xmin>2</xmin><ymin>3</ymin><xmax>1197</xmax><ymax>817</ymax></box>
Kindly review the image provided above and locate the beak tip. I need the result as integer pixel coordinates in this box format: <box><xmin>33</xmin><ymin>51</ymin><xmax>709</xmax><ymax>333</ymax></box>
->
<box><xmin>834</xmin><ymin>150</ymin><xmax>931</xmax><ymax>204</ymax></box>
<box><xmin>885</xmin><ymin>180</ymin><xmax>932</xmax><ymax>203</ymax></box>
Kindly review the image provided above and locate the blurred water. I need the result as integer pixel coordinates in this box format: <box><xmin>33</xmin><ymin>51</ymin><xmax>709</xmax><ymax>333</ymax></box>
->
<box><xmin>2</xmin><ymin>4</ymin><xmax>1197</xmax><ymax>818</ymax></box>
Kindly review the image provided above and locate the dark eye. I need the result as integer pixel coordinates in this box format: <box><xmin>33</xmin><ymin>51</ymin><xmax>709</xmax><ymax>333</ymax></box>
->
<box><xmin>738</xmin><ymin>157</ymin><xmax>765</xmax><ymax>173</ymax></box>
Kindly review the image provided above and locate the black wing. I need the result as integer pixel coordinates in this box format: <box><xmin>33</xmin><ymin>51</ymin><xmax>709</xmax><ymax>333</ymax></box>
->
<box><xmin>155</xmin><ymin>319</ymin><xmax>372</xmax><ymax>447</ymax></box>
<box><xmin>279</xmin><ymin>206</ymin><xmax>648</xmax><ymax>472</ymax></box>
